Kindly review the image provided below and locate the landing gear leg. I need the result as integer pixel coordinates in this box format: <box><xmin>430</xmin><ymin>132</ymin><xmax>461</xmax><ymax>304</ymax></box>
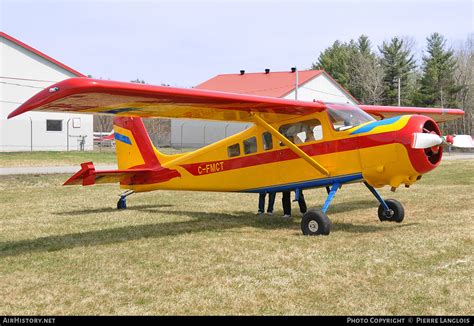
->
<box><xmin>363</xmin><ymin>182</ymin><xmax>404</xmax><ymax>223</ymax></box>
<box><xmin>117</xmin><ymin>190</ymin><xmax>134</xmax><ymax>210</ymax></box>
<box><xmin>301</xmin><ymin>183</ymin><xmax>340</xmax><ymax>236</ymax></box>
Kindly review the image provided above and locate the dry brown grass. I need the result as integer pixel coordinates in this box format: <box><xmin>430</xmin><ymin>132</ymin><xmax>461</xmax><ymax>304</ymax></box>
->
<box><xmin>0</xmin><ymin>159</ymin><xmax>472</xmax><ymax>315</ymax></box>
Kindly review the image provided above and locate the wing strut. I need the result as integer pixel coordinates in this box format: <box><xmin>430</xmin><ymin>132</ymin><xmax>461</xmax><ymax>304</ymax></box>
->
<box><xmin>251</xmin><ymin>114</ymin><xmax>330</xmax><ymax>176</ymax></box>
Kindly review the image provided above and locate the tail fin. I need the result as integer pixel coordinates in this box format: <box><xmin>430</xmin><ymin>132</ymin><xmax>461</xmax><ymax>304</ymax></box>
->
<box><xmin>113</xmin><ymin>117</ymin><xmax>166</xmax><ymax>170</ymax></box>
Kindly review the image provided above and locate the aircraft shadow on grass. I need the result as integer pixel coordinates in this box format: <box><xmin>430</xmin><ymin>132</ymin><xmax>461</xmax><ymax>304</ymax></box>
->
<box><xmin>53</xmin><ymin>204</ymin><xmax>175</xmax><ymax>216</ymax></box>
<box><xmin>0</xmin><ymin>200</ymin><xmax>418</xmax><ymax>257</ymax></box>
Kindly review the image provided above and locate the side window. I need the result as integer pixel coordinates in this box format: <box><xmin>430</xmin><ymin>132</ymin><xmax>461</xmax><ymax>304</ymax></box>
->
<box><xmin>227</xmin><ymin>143</ymin><xmax>240</xmax><ymax>157</ymax></box>
<box><xmin>312</xmin><ymin>124</ymin><xmax>323</xmax><ymax>141</ymax></box>
<box><xmin>243</xmin><ymin>137</ymin><xmax>257</xmax><ymax>155</ymax></box>
<box><xmin>262</xmin><ymin>132</ymin><xmax>273</xmax><ymax>150</ymax></box>
<box><xmin>279</xmin><ymin>119</ymin><xmax>322</xmax><ymax>146</ymax></box>
<box><xmin>46</xmin><ymin>119</ymin><xmax>63</xmax><ymax>132</ymax></box>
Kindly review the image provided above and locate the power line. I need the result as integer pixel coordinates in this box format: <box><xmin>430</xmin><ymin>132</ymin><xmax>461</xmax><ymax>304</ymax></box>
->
<box><xmin>0</xmin><ymin>76</ymin><xmax>56</xmax><ymax>83</ymax></box>
<box><xmin>299</xmin><ymin>85</ymin><xmax>349</xmax><ymax>99</ymax></box>
<box><xmin>0</xmin><ymin>100</ymin><xmax>23</xmax><ymax>105</ymax></box>
<box><xmin>0</xmin><ymin>81</ymin><xmax>44</xmax><ymax>89</ymax></box>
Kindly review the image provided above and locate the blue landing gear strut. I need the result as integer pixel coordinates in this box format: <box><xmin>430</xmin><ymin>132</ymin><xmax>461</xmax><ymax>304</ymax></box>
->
<box><xmin>117</xmin><ymin>190</ymin><xmax>134</xmax><ymax>210</ymax></box>
<box><xmin>322</xmin><ymin>183</ymin><xmax>341</xmax><ymax>213</ymax></box>
<box><xmin>363</xmin><ymin>182</ymin><xmax>405</xmax><ymax>223</ymax></box>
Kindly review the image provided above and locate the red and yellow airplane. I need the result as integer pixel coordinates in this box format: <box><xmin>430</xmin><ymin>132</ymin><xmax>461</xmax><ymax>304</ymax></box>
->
<box><xmin>8</xmin><ymin>77</ymin><xmax>473</xmax><ymax>236</ymax></box>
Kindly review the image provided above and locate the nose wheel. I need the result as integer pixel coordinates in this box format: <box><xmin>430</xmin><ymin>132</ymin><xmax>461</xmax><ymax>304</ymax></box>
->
<box><xmin>377</xmin><ymin>199</ymin><xmax>405</xmax><ymax>222</ymax></box>
<box><xmin>364</xmin><ymin>182</ymin><xmax>405</xmax><ymax>223</ymax></box>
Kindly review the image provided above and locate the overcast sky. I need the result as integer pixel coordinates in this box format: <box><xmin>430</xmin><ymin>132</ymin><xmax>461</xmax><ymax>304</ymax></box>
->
<box><xmin>1</xmin><ymin>0</ymin><xmax>473</xmax><ymax>87</ymax></box>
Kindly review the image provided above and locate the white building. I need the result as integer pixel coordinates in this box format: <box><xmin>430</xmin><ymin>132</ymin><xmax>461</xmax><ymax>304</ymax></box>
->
<box><xmin>1</xmin><ymin>32</ymin><xmax>93</xmax><ymax>151</ymax></box>
<box><xmin>170</xmin><ymin>69</ymin><xmax>358</xmax><ymax>148</ymax></box>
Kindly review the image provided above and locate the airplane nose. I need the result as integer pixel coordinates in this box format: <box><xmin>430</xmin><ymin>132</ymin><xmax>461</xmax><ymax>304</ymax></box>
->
<box><xmin>404</xmin><ymin>117</ymin><xmax>443</xmax><ymax>173</ymax></box>
<box><xmin>411</xmin><ymin>132</ymin><xmax>443</xmax><ymax>149</ymax></box>
<box><xmin>360</xmin><ymin>115</ymin><xmax>441</xmax><ymax>188</ymax></box>
<box><xmin>412</xmin><ymin>130</ymin><xmax>474</xmax><ymax>149</ymax></box>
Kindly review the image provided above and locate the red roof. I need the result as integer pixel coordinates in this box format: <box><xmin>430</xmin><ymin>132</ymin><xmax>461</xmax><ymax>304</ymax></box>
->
<box><xmin>196</xmin><ymin>70</ymin><xmax>324</xmax><ymax>98</ymax></box>
<box><xmin>1</xmin><ymin>32</ymin><xmax>85</xmax><ymax>77</ymax></box>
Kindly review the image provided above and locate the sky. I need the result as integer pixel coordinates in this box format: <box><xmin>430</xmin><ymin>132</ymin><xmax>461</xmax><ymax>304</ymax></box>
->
<box><xmin>1</xmin><ymin>0</ymin><xmax>473</xmax><ymax>87</ymax></box>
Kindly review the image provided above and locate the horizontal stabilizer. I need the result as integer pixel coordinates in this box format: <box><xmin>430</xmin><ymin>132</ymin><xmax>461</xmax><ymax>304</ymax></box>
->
<box><xmin>63</xmin><ymin>162</ymin><xmax>153</xmax><ymax>186</ymax></box>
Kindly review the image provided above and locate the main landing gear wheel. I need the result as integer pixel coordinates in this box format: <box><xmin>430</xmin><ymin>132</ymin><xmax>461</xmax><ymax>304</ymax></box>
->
<box><xmin>117</xmin><ymin>197</ymin><xmax>127</xmax><ymax>210</ymax></box>
<box><xmin>378</xmin><ymin>199</ymin><xmax>404</xmax><ymax>223</ymax></box>
<box><xmin>301</xmin><ymin>208</ymin><xmax>332</xmax><ymax>236</ymax></box>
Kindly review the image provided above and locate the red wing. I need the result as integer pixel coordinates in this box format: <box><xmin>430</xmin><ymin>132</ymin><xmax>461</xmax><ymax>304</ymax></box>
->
<box><xmin>8</xmin><ymin>77</ymin><xmax>325</xmax><ymax>123</ymax></box>
<box><xmin>8</xmin><ymin>77</ymin><xmax>464</xmax><ymax>124</ymax></box>
<box><xmin>360</xmin><ymin>105</ymin><xmax>464</xmax><ymax>123</ymax></box>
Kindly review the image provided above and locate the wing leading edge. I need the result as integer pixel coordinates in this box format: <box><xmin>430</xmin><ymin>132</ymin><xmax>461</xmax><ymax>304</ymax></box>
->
<box><xmin>8</xmin><ymin>77</ymin><xmax>464</xmax><ymax>124</ymax></box>
<box><xmin>7</xmin><ymin>77</ymin><xmax>325</xmax><ymax>123</ymax></box>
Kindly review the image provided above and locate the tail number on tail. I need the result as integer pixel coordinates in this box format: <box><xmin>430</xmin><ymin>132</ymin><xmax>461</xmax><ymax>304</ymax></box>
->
<box><xmin>197</xmin><ymin>162</ymin><xmax>225</xmax><ymax>175</ymax></box>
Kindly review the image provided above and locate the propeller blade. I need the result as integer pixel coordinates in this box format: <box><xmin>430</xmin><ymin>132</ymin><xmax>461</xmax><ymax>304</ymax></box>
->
<box><xmin>449</xmin><ymin>135</ymin><xmax>474</xmax><ymax>148</ymax></box>
<box><xmin>412</xmin><ymin>133</ymin><xmax>443</xmax><ymax>149</ymax></box>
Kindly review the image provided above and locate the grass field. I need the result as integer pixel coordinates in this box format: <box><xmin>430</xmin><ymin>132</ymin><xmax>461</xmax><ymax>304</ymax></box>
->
<box><xmin>0</xmin><ymin>148</ymin><xmax>193</xmax><ymax>167</ymax></box>
<box><xmin>0</xmin><ymin>159</ymin><xmax>472</xmax><ymax>315</ymax></box>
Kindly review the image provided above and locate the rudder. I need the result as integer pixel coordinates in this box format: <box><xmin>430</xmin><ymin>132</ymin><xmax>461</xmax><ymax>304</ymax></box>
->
<box><xmin>113</xmin><ymin>117</ymin><xmax>160</xmax><ymax>170</ymax></box>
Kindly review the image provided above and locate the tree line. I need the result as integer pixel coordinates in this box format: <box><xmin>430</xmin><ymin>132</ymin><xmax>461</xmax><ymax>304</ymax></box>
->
<box><xmin>312</xmin><ymin>33</ymin><xmax>473</xmax><ymax>135</ymax></box>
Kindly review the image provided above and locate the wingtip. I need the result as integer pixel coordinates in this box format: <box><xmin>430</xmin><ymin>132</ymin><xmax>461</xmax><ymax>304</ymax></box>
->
<box><xmin>7</xmin><ymin>102</ymin><xmax>30</xmax><ymax>119</ymax></box>
<box><xmin>7</xmin><ymin>108</ymin><xmax>22</xmax><ymax>119</ymax></box>
<box><xmin>7</xmin><ymin>77</ymin><xmax>89</xmax><ymax>119</ymax></box>
<box><xmin>7</xmin><ymin>87</ymin><xmax>50</xmax><ymax>119</ymax></box>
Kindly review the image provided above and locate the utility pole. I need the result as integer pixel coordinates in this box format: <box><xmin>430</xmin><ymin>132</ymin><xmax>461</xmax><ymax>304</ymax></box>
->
<box><xmin>295</xmin><ymin>67</ymin><xmax>298</xmax><ymax>100</ymax></box>
<box><xmin>66</xmin><ymin>118</ymin><xmax>71</xmax><ymax>151</ymax></box>
<box><xmin>440</xmin><ymin>87</ymin><xmax>444</xmax><ymax>108</ymax></box>
<box><xmin>29</xmin><ymin>117</ymin><xmax>33</xmax><ymax>151</ymax></box>
<box><xmin>397</xmin><ymin>77</ymin><xmax>401</xmax><ymax>106</ymax></box>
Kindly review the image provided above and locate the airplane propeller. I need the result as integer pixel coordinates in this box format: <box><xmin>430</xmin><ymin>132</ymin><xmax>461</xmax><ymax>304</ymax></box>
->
<box><xmin>412</xmin><ymin>133</ymin><xmax>474</xmax><ymax>149</ymax></box>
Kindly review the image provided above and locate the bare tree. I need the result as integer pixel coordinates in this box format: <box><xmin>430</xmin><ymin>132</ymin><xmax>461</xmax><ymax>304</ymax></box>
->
<box><xmin>453</xmin><ymin>34</ymin><xmax>474</xmax><ymax>136</ymax></box>
<box><xmin>349</xmin><ymin>53</ymin><xmax>385</xmax><ymax>105</ymax></box>
<box><xmin>143</xmin><ymin>118</ymin><xmax>171</xmax><ymax>147</ymax></box>
<box><xmin>94</xmin><ymin>115</ymin><xmax>113</xmax><ymax>133</ymax></box>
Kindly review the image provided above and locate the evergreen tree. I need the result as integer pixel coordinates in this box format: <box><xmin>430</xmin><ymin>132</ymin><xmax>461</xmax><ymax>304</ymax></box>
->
<box><xmin>312</xmin><ymin>40</ymin><xmax>355</xmax><ymax>90</ymax></box>
<box><xmin>313</xmin><ymin>35</ymin><xmax>385</xmax><ymax>103</ymax></box>
<box><xmin>379</xmin><ymin>37</ymin><xmax>416</xmax><ymax>105</ymax></box>
<box><xmin>356</xmin><ymin>35</ymin><xmax>372</xmax><ymax>56</ymax></box>
<box><xmin>417</xmin><ymin>33</ymin><xmax>460</xmax><ymax>108</ymax></box>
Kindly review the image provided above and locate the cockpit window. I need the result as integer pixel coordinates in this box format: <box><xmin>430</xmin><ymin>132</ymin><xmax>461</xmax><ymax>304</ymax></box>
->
<box><xmin>326</xmin><ymin>104</ymin><xmax>375</xmax><ymax>131</ymax></box>
<box><xmin>279</xmin><ymin>119</ymin><xmax>322</xmax><ymax>146</ymax></box>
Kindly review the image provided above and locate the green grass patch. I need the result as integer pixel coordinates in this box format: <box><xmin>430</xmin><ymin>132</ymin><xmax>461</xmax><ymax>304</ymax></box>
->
<box><xmin>0</xmin><ymin>151</ymin><xmax>117</xmax><ymax>167</ymax></box>
<box><xmin>0</xmin><ymin>160</ymin><xmax>472</xmax><ymax>315</ymax></box>
<box><xmin>0</xmin><ymin>148</ymin><xmax>192</xmax><ymax>167</ymax></box>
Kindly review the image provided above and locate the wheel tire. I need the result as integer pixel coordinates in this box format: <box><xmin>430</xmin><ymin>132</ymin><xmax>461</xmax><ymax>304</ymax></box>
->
<box><xmin>117</xmin><ymin>198</ymin><xmax>126</xmax><ymax>210</ymax></box>
<box><xmin>378</xmin><ymin>199</ymin><xmax>404</xmax><ymax>223</ymax></box>
<box><xmin>301</xmin><ymin>208</ymin><xmax>332</xmax><ymax>236</ymax></box>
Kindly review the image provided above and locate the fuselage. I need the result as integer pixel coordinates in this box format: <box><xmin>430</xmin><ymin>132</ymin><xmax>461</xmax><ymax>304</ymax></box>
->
<box><xmin>116</xmin><ymin>109</ymin><xmax>442</xmax><ymax>193</ymax></box>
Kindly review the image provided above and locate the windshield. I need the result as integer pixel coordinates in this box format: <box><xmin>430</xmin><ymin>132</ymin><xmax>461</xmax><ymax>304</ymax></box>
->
<box><xmin>326</xmin><ymin>103</ymin><xmax>375</xmax><ymax>131</ymax></box>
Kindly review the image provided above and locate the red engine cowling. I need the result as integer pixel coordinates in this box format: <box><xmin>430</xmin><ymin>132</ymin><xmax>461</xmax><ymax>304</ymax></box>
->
<box><xmin>403</xmin><ymin>115</ymin><xmax>443</xmax><ymax>174</ymax></box>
